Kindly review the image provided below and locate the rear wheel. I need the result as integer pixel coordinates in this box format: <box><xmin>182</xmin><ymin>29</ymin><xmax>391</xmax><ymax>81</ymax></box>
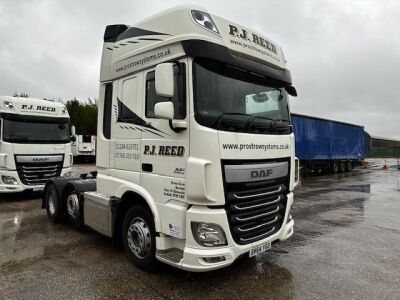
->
<box><xmin>339</xmin><ymin>161</ymin><xmax>346</xmax><ymax>173</ymax></box>
<box><xmin>66</xmin><ymin>190</ymin><xmax>84</xmax><ymax>228</ymax></box>
<box><xmin>332</xmin><ymin>161</ymin><xmax>339</xmax><ymax>173</ymax></box>
<box><xmin>122</xmin><ymin>206</ymin><xmax>157</xmax><ymax>272</ymax></box>
<box><xmin>45</xmin><ymin>184</ymin><xmax>62</xmax><ymax>223</ymax></box>
<box><xmin>345</xmin><ymin>161</ymin><xmax>353</xmax><ymax>172</ymax></box>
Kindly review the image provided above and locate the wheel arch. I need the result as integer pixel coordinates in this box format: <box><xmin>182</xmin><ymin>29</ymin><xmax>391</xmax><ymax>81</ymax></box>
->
<box><xmin>113</xmin><ymin>186</ymin><xmax>161</xmax><ymax>244</ymax></box>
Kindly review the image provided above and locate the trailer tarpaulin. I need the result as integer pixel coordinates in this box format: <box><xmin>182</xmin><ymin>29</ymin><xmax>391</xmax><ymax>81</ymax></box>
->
<box><xmin>291</xmin><ymin>114</ymin><xmax>368</xmax><ymax>160</ymax></box>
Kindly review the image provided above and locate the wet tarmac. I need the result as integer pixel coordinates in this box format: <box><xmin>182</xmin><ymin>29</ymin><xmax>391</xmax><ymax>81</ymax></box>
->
<box><xmin>1</xmin><ymin>163</ymin><xmax>400</xmax><ymax>299</ymax></box>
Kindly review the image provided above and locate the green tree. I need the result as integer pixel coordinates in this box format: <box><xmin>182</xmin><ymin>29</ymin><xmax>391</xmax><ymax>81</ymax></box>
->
<box><xmin>65</xmin><ymin>98</ymin><xmax>98</xmax><ymax>135</ymax></box>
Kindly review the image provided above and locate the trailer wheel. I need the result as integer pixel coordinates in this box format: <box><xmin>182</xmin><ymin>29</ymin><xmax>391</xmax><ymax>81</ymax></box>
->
<box><xmin>122</xmin><ymin>206</ymin><xmax>157</xmax><ymax>272</ymax></box>
<box><xmin>339</xmin><ymin>161</ymin><xmax>346</xmax><ymax>173</ymax></box>
<box><xmin>332</xmin><ymin>161</ymin><xmax>339</xmax><ymax>173</ymax></box>
<box><xmin>45</xmin><ymin>184</ymin><xmax>62</xmax><ymax>223</ymax></box>
<box><xmin>345</xmin><ymin>161</ymin><xmax>353</xmax><ymax>172</ymax></box>
<box><xmin>66</xmin><ymin>189</ymin><xmax>84</xmax><ymax>228</ymax></box>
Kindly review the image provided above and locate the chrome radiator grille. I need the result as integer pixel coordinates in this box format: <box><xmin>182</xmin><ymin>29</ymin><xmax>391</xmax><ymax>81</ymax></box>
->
<box><xmin>223</xmin><ymin>158</ymin><xmax>290</xmax><ymax>245</ymax></box>
<box><xmin>15</xmin><ymin>155</ymin><xmax>63</xmax><ymax>186</ymax></box>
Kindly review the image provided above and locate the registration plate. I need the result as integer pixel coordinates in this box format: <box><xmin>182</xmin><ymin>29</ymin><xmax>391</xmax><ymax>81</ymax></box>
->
<box><xmin>33</xmin><ymin>186</ymin><xmax>44</xmax><ymax>191</ymax></box>
<box><xmin>249</xmin><ymin>241</ymin><xmax>271</xmax><ymax>257</ymax></box>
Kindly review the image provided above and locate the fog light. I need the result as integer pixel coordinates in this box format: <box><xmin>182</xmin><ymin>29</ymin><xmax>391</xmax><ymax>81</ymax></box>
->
<box><xmin>191</xmin><ymin>222</ymin><xmax>227</xmax><ymax>247</ymax></box>
<box><xmin>2</xmin><ymin>175</ymin><xmax>18</xmax><ymax>185</ymax></box>
<box><xmin>191</xmin><ymin>10</ymin><xmax>219</xmax><ymax>34</ymax></box>
<box><xmin>202</xmin><ymin>256</ymin><xmax>226</xmax><ymax>263</ymax></box>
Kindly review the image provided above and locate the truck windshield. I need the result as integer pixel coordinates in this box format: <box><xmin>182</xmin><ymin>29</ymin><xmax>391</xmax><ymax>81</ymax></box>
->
<box><xmin>193</xmin><ymin>58</ymin><xmax>291</xmax><ymax>134</ymax></box>
<box><xmin>3</xmin><ymin>119</ymin><xmax>70</xmax><ymax>144</ymax></box>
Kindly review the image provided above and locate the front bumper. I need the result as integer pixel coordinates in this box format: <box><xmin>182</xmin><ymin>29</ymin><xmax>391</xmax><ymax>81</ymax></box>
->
<box><xmin>157</xmin><ymin>193</ymin><xmax>294</xmax><ymax>272</ymax></box>
<box><xmin>0</xmin><ymin>167</ymin><xmax>71</xmax><ymax>193</ymax></box>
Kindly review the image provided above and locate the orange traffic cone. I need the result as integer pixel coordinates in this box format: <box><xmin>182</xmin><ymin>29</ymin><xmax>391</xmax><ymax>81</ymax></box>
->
<box><xmin>383</xmin><ymin>160</ymin><xmax>388</xmax><ymax>170</ymax></box>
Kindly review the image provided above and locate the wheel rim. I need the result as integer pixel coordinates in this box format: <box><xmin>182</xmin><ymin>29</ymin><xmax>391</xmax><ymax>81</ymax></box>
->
<box><xmin>67</xmin><ymin>193</ymin><xmax>80</xmax><ymax>219</ymax></box>
<box><xmin>48</xmin><ymin>189</ymin><xmax>56</xmax><ymax>215</ymax></box>
<box><xmin>340</xmin><ymin>162</ymin><xmax>345</xmax><ymax>171</ymax></box>
<box><xmin>347</xmin><ymin>162</ymin><xmax>352</xmax><ymax>170</ymax></box>
<box><xmin>333</xmin><ymin>163</ymin><xmax>338</xmax><ymax>173</ymax></box>
<box><xmin>127</xmin><ymin>217</ymin><xmax>151</xmax><ymax>259</ymax></box>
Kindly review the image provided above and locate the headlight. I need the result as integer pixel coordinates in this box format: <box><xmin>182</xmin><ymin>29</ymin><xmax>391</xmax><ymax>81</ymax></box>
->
<box><xmin>191</xmin><ymin>222</ymin><xmax>227</xmax><ymax>247</ymax></box>
<box><xmin>191</xmin><ymin>10</ymin><xmax>219</xmax><ymax>34</ymax></box>
<box><xmin>2</xmin><ymin>175</ymin><xmax>18</xmax><ymax>185</ymax></box>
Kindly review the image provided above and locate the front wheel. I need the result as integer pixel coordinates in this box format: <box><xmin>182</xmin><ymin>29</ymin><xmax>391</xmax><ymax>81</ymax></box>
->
<box><xmin>122</xmin><ymin>206</ymin><xmax>157</xmax><ymax>272</ymax></box>
<box><xmin>45</xmin><ymin>184</ymin><xmax>62</xmax><ymax>223</ymax></box>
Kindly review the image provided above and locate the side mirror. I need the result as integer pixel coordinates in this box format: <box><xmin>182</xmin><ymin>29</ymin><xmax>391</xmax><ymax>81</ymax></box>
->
<box><xmin>154</xmin><ymin>101</ymin><xmax>174</xmax><ymax>120</ymax></box>
<box><xmin>285</xmin><ymin>85</ymin><xmax>297</xmax><ymax>97</ymax></box>
<box><xmin>70</xmin><ymin>125</ymin><xmax>76</xmax><ymax>136</ymax></box>
<box><xmin>155</xmin><ymin>63</ymin><xmax>174</xmax><ymax>98</ymax></box>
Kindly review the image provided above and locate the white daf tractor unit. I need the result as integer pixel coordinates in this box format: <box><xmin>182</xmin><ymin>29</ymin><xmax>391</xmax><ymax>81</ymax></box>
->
<box><xmin>43</xmin><ymin>6</ymin><xmax>299</xmax><ymax>272</ymax></box>
<box><xmin>0</xmin><ymin>96</ymin><xmax>72</xmax><ymax>193</ymax></box>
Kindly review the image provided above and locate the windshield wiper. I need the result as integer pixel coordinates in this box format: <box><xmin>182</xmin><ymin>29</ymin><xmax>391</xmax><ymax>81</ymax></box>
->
<box><xmin>244</xmin><ymin>116</ymin><xmax>289</xmax><ymax>133</ymax></box>
<box><xmin>213</xmin><ymin>112</ymin><xmax>252</xmax><ymax>128</ymax></box>
<box><xmin>271</xmin><ymin>119</ymin><xmax>289</xmax><ymax>128</ymax></box>
<box><xmin>212</xmin><ymin>112</ymin><xmax>290</xmax><ymax>133</ymax></box>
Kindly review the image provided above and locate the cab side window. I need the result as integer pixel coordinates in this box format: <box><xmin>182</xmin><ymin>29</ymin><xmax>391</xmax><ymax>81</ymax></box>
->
<box><xmin>145</xmin><ymin>64</ymin><xmax>186</xmax><ymax>119</ymax></box>
<box><xmin>103</xmin><ymin>83</ymin><xmax>113</xmax><ymax>139</ymax></box>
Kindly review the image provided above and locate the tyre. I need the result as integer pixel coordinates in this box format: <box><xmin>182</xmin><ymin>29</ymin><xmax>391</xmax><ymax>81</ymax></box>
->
<box><xmin>45</xmin><ymin>184</ymin><xmax>62</xmax><ymax>223</ymax></box>
<box><xmin>66</xmin><ymin>190</ymin><xmax>84</xmax><ymax>228</ymax></box>
<box><xmin>345</xmin><ymin>161</ymin><xmax>353</xmax><ymax>172</ymax></box>
<box><xmin>332</xmin><ymin>161</ymin><xmax>339</xmax><ymax>173</ymax></box>
<box><xmin>122</xmin><ymin>206</ymin><xmax>157</xmax><ymax>272</ymax></box>
<box><xmin>339</xmin><ymin>161</ymin><xmax>346</xmax><ymax>173</ymax></box>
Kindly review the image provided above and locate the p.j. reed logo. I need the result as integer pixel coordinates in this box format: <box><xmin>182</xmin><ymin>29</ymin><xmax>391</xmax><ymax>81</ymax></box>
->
<box><xmin>21</xmin><ymin>104</ymin><xmax>56</xmax><ymax>112</ymax></box>
<box><xmin>228</xmin><ymin>24</ymin><xmax>277</xmax><ymax>54</ymax></box>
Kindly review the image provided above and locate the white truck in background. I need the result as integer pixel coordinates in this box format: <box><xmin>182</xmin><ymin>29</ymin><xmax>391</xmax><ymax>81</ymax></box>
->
<box><xmin>0</xmin><ymin>96</ymin><xmax>72</xmax><ymax>193</ymax></box>
<box><xmin>43</xmin><ymin>6</ymin><xmax>299</xmax><ymax>272</ymax></box>
<box><xmin>71</xmin><ymin>127</ymin><xmax>96</xmax><ymax>162</ymax></box>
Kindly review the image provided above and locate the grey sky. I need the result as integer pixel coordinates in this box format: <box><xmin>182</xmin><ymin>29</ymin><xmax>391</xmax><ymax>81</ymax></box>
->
<box><xmin>0</xmin><ymin>0</ymin><xmax>399</xmax><ymax>139</ymax></box>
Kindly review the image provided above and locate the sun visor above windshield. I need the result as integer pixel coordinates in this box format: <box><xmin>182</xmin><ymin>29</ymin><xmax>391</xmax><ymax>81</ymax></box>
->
<box><xmin>182</xmin><ymin>40</ymin><xmax>292</xmax><ymax>86</ymax></box>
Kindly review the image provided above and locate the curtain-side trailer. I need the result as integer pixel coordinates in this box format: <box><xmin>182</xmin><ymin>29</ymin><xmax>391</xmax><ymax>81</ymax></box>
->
<box><xmin>291</xmin><ymin>113</ymin><xmax>370</xmax><ymax>173</ymax></box>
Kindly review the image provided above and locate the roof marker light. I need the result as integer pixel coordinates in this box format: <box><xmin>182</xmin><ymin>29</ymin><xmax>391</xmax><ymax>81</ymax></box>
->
<box><xmin>191</xmin><ymin>10</ymin><xmax>220</xmax><ymax>35</ymax></box>
<box><xmin>4</xmin><ymin>101</ymin><xmax>15</xmax><ymax>110</ymax></box>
